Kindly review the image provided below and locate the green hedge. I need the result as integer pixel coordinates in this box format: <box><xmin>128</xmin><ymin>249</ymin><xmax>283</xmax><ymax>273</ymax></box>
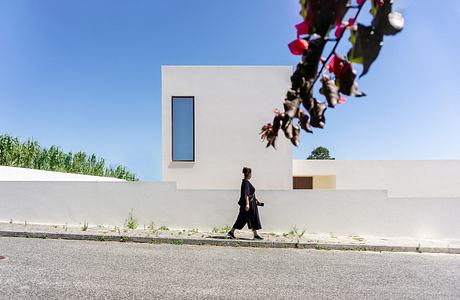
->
<box><xmin>0</xmin><ymin>134</ymin><xmax>138</xmax><ymax>181</ymax></box>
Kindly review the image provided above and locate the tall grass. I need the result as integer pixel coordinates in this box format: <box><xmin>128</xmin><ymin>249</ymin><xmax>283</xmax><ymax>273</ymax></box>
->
<box><xmin>0</xmin><ymin>134</ymin><xmax>138</xmax><ymax>181</ymax></box>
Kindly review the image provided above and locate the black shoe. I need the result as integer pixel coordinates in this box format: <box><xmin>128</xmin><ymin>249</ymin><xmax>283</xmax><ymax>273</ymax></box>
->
<box><xmin>253</xmin><ymin>235</ymin><xmax>263</xmax><ymax>240</ymax></box>
<box><xmin>226</xmin><ymin>231</ymin><xmax>235</xmax><ymax>239</ymax></box>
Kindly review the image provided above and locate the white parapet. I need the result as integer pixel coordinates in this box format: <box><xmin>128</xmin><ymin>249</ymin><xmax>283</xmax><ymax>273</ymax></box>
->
<box><xmin>0</xmin><ymin>181</ymin><xmax>458</xmax><ymax>239</ymax></box>
<box><xmin>0</xmin><ymin>166</ymin><xmax>125</xmax><ymax>182</ymax></box>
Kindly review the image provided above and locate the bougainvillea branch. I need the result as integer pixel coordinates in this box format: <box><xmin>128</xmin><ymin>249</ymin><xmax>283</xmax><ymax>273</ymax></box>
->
<box><xmin>308</xmin><ymin>2</ymin><xmax>364</xmax><ymax>95</ymax></box>
<box><xmin>260</xmin><ymin>0</ymin><xmax>404</xmax><ymax>148</ymax></box>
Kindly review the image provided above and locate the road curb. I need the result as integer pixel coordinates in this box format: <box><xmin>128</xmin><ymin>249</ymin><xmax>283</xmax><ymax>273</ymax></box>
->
<box><xmin>1</xmin><ymin>230</ymin><xmax>459</xmax><ymax>254</ymax></box>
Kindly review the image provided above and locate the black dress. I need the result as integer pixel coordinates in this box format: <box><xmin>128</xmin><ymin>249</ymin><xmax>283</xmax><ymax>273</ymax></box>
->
<box><xmin>232</xmin><ymin>179</ymin><xmax>262</xmax><ymax>230</ymax></box>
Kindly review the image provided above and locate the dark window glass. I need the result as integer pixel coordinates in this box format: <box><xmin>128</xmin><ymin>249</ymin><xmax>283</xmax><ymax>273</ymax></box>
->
<box><xmin>172</xmin><ymin>97</ymin><xmax>194</xmax><ymax>161</ymax></box>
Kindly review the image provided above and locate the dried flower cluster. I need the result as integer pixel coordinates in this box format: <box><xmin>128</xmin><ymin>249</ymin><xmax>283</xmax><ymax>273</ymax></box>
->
<box><xmin>260</xmin><ymin>0</ymin><xmax>404</xmax><ymax>148</ymax></box>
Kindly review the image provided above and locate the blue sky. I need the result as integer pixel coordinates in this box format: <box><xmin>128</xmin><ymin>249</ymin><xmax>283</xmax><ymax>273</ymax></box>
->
<box><xmin>0</xmin><ymin>0</ymin><xmax>459</xmax><ymax>180</ymax></box>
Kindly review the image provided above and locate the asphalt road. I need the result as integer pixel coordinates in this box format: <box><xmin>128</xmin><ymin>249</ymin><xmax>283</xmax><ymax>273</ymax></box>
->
<box><xmin>0</xmin><ymin>237</ymin><xmax>459</xmax><ymax>299</ymax></box>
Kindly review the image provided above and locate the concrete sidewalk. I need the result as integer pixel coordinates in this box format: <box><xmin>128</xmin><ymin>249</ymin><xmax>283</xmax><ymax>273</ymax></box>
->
<box><xmin>1</xmin><ymin>222</ymin><xmax>459</xmax><ymax>254</ymax></box>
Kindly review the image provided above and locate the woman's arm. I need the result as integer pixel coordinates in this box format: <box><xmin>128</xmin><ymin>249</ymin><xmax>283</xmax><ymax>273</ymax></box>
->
<box><xmin>245</xmin><ymin>195</ymin><xmax>250</xmax><ymax>211</ymax></box>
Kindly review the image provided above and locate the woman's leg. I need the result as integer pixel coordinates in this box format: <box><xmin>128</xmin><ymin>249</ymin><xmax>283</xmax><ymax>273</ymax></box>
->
<box><xmin>227</xmin><ymin>207</ymin><xmax>248</xmax><ymax>238</ymax></box>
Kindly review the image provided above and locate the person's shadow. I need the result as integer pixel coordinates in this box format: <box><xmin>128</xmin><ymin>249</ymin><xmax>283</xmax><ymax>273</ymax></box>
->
<box><xmin>207</xmin><ymin>235</ymin><xmax>253</xmax><ymax>241</ymax></box>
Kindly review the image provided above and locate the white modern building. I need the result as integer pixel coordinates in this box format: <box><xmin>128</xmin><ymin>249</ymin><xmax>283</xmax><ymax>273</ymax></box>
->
<box><xmin>162</xmin><ymin>66</ymin><xmax>460</xmax><ymax>198</ymax></box>
<box><xmin>161</xmin><ymin>66</ymin><xmax>293</xmax><ymax>190</ymax></box>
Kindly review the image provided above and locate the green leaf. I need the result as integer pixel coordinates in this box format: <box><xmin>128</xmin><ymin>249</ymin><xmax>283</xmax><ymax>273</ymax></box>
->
<box><xmin>348</xmin><ymin>24</ymin><xmax>383</xmax><ymax>77</ymax></box>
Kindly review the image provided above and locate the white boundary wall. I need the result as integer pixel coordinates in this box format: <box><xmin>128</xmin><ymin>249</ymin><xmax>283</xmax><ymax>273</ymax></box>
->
<box><xmin>293</xmin><ymin>160</ymin><xmax>460</xmax><ymax>197</ymax></box>
<box><xmin>1</xmin><ymin>182</ymin><xmax>458</xmax><ymax>239</ymax></box>
<box><xmin>162</xmin><ymin>66</ymin><xmax>293</xmax><ymax>190</ymax></box>
<box><xmin>0</xmin><ymin>166</ymin><xmax>125</xmax><ymax>182</ymax></box>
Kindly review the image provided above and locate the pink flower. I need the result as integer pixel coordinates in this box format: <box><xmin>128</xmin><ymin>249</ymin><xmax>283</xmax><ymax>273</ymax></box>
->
<box><xmin>327</xmin><ymin>55</ymin><xmax>351</xmax><ymax>78</ymax></box>
<box><xmin>295</xmin><ymin>21</ymin><xmax>309</xmax><ymax>37</ymax></box>
<box><xmin>288</xmin><ymin>38</ymin><xmax>309</xmax><ymax>55</ymax></box>
<box><xmin>335</xmin><ymin>24</ymin><xmax>346</xmax><ymax>39</ymax></box>
<box><xmin>273</xmin><ymin>108</ymin><xmax>282</xmax><ymax>116</ymax></box>
<box><xmin>338</xmin><ymin>96</ymin><xmax>347</xmax><ymax>104</ymax></box>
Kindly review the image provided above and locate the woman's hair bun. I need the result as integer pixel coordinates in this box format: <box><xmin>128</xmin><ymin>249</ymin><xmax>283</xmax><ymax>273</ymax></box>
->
<box><xmin>242</xmin><ymin>167</ymin><xmax>251</xmax><ymax>176</ymax></box>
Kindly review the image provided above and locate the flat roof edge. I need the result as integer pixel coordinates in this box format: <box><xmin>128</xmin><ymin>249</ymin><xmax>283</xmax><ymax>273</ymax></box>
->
<box><xmin>161</xmin><ymin>65</ymin><xmax>292</xmax><ymax>68</ymax></box>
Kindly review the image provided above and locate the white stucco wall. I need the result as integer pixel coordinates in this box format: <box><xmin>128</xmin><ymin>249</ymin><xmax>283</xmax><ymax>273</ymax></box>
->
<box><xmin>0</xmin><ymin>166</ymin><xmax>125</xmax><ymax>181</ymax></box>
<box><xmin>293</xmin><ymin>160</ymin><xmax>460</xmax><ymax>197</ymax></box>
<box><xmin>1</xmin><ymin>182</ymin><xmax>458</xmax><ymax>238</ymax></box>
<box><xmin>162</xmin><ymin>66</ymin><xmax>293</xmax><ymax>190</ymax></box>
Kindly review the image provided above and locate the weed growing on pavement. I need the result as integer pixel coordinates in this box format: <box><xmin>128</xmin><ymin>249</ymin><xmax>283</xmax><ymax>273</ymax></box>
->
<box><xmin>212</xmin><ymin>225</ymin><xmax>231</xmax><ymax>234</ymax></box>
<box><xmin>9</xmin><ymin>219</ymin><xmax>13</xmax><ymax>224</ymax></box>
<box><xmin>172</xmin><ymin>239</ymin><xmax>183</xmax><ymax>245</ymax></box>
<box><xmin>416</xmin><ymin>244</ymin><xmax>422</xmax><ymax>253</ymax></box>
<box><xmin>120</xmin><ymin>236</ymin><xmax>130</xmax><ymax>242</ymax></box>
<box><xmin>97</xmin><ymin>235</ymin><xmax>106</xmax><ymax>242</ymax></box>
<box><xmin>158</xmin><ymin>226</ymin><xmax>169</xmax><ymax>231</ymax></box>
<box><xmin>112</xmin><ymin>226</ymin><xmax>121</xmax><ymax>235</ymax></box>
<box><xmin>125</xmin><ymin>209</ymin><xmax>138</xmax><ymax>230</ymax></box>
<box><xmin>288</xmin><ymin>226</ymin><xmax>306</xmax><ymax>243</ymax></box>
<box><xmin>147</xmin><ymin>222</ymin><xmax>156</xmax><ymax>232</ymax></box>
<box><xmin>314</xmin><ymin>245</ymin><xmax>331</xmax><ymax>251</ymax></box>
<box><xmin>42</xmin><ymin>234</ymin><xmax>48</xmax><ymax>239</ymax></box>
<box><xmin>81</xmin><ymin>221</ymin><xmax>88</xmax><ymax>231</ymax></box>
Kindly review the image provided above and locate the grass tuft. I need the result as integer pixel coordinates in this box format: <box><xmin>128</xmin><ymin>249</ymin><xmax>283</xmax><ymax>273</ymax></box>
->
<box><xmin>125</xmin><ymin>209</ymin><xmax>138</xmax><ymax>230</ymax></box>
<box><xmin>81</xmin><ymin>221</ymin><xmax>88</xmax><ymax>231</ymax></box>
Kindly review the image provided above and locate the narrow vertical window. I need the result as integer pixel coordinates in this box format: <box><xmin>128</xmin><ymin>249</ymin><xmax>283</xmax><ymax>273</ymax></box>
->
<box><xmin>172</xmin><ymin>97</ymin><xmax>194</xmax><ymax>161</ymax></box>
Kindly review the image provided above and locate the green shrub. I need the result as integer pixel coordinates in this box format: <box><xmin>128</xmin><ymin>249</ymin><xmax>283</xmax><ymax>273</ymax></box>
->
<box><xmin>0</xmin><ymin>134</ymin><xmax>138</xmax><ymax>181</ymax></box>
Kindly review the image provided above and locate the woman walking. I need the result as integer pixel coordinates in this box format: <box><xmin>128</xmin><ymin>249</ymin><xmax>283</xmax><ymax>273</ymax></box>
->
<box><xmin>227</xmin><ymin>167</ymin><xmax>263</xmax><ymax>240</ymax></box>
